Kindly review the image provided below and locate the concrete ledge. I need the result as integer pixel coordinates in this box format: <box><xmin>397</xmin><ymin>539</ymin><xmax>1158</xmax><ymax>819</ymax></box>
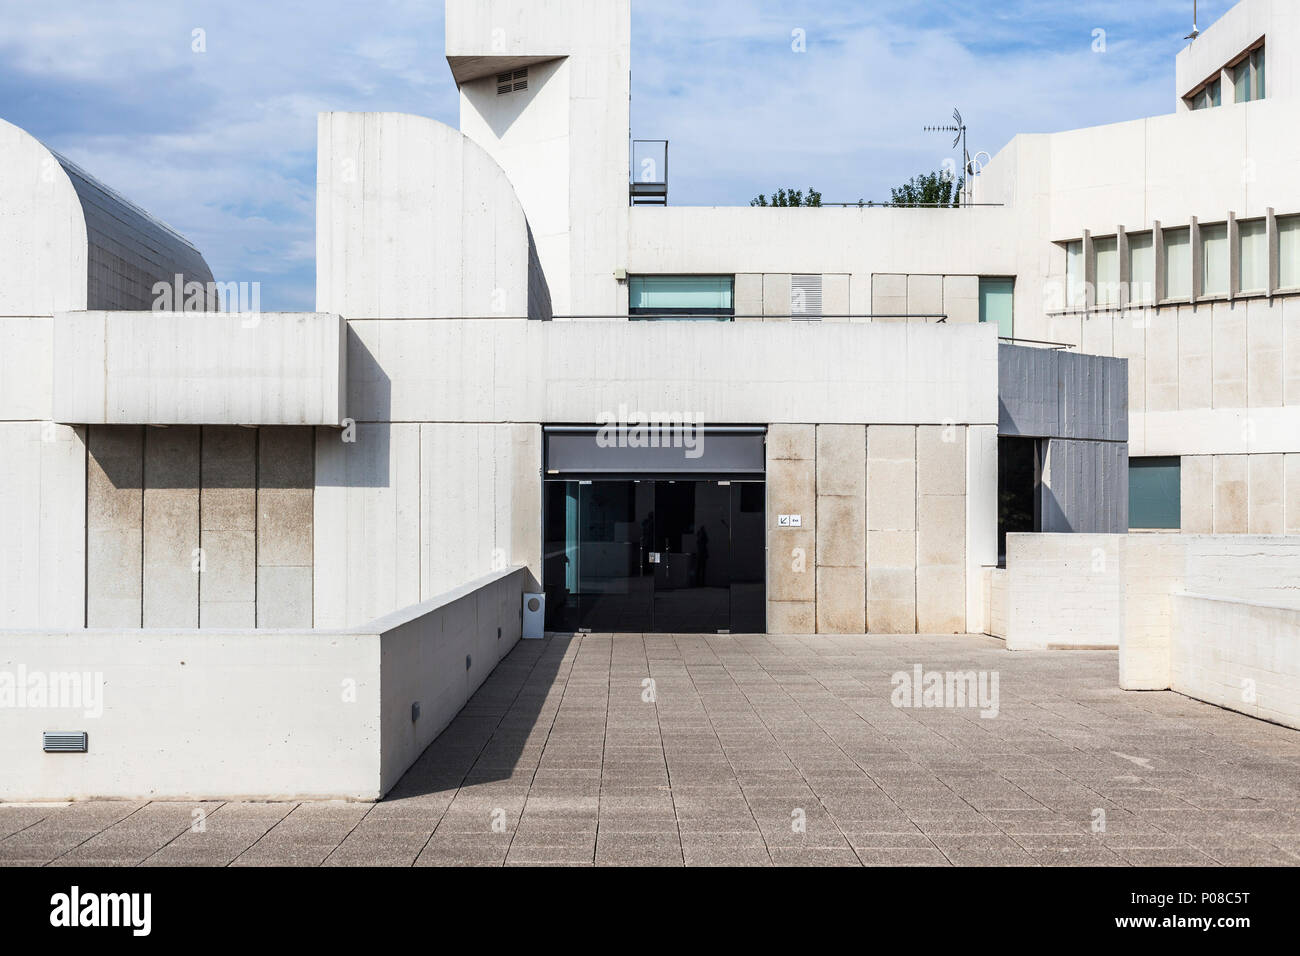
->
<box><xmin>1172</xmin><ymin>593</ymin><xmax>1300</xmax><ymax>731</ymax></box>
<box><xmin>52</xmin><ymin>311</ymin><xmax>347</xmax><ymax>426</ymax></box>
<box><xmin>0</xmin><ymin>567</ymin><xmax>528</xmax><ymax>801</ymax></box>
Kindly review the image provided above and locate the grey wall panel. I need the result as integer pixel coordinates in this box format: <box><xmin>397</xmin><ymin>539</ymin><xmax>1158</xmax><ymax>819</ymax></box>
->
<box><xmin>999</xmin><ymin>344</ymin><xmax>1128</xmax><ymax>442</ymax></box>
<box><xmin>142</xmin><ymin>426</ymin><xmax>200</xmax><ymax>627</ymax></box>
<box><xmin>998</xmin><ymin>345</ymin><xmax>1058</xmax><ymax>437</ymax></box>
<box><xmin>86</xmin><ymin>425</ymin><xmax>143</xmax><ymax>627</ymax></box>
<box><xmin>1041</xmin><ymin>438</ymin><xmax>1129</xmax><ymax>534</ymax></box>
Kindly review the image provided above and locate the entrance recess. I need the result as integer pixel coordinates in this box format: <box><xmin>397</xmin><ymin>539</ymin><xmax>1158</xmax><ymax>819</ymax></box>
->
<box><xmin>543</xmin><ymin>479</ymin><xmax>765</xmax><ymax>633</ymax></box>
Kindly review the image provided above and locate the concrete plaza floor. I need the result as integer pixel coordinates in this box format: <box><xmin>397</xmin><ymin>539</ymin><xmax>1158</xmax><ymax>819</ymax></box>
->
<box><xmin>3</xmin><ymin>634</ymin><xmax>1300</xmax><ymax>867</ymax></box>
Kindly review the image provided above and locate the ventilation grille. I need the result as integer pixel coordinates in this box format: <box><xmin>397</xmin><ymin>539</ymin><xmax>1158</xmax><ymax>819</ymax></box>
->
<box><xmin>43</xmin><ymin>731</ymin><xmax>88</xmax><ymax>753</ymax></box>
<box><xmin>791</xmin><ymin>274</ymin><xmax>824</xmax><ymax>319</ymax></box>
<box><xmin>497</xmin><ymin>68</ymin><xmax>528</xmax><ymax>94</ymax></box>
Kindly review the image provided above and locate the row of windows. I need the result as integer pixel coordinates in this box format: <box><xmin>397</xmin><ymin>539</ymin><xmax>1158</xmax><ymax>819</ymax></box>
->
<box><xmin>1187</xmin><ymin>42</ymin><xmax>1264</xmax><ymax>111</ymax></box>
<box><xmin>1063</xmin><ymin>214</ymin><xmax>1300</xmax><ymax>310</ymax></box>
<box><xmin>627</xmin><ymin>275</ymin><xmax>1017</xmax><ymax>332</ymax></box>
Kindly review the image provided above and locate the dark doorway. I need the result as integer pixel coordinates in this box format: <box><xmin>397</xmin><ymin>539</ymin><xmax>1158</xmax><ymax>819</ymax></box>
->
<box><xmin>998</xmin><ymin>437</ymin><xmax>1041</xmax><ymax>565</ymax></box>
<box><xmin>543</xmin><ymin>479</ymin><xmax>765</xmax><ymax>633</ymax></box>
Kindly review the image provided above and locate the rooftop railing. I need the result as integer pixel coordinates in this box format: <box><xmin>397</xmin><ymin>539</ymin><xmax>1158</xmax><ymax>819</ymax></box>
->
<box><xmin>630</xmin><ymin>140</ymin><xmax>668</xmax><ymax>206</ymax></box>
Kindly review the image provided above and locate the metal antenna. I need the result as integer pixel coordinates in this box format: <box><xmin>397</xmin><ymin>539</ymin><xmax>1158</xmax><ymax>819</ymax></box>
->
<box><xmin>1185</xmin><ymin>1</ymin><xmax>1200</xmax><ymax>40</ymax></box>
<box><xmin>923</xmin><ymin>108</ymin><xmax>969</xmax><ymax>206</ymax></box>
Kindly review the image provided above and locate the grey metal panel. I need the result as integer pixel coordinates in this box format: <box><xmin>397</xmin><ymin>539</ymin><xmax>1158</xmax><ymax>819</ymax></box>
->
<box><xmin>52</xmin><ymin>151</ymin><xmax>214</xmax><ymax>312</ymax></box>
<box><xmin>1040</xmin><ymin>437</ymin><xmax>1129</xmax><ymax>534</ymax></box>
<box><xmin>999</xmin><ymin>344</ymin><xmax>1128</xmax><ymax>442</ymax></box>
<box><xmin>998</xmin><ymin>344</ymin><xmax>1058</xmax><ymax>437</ymax></box>
<box><xmin>545</xmin><ymin>427</ymin><xmax>766</xmax><ymax>476</ymax></box>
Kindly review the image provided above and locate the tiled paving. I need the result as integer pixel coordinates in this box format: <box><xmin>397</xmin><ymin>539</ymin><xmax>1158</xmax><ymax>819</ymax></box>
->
<box><xmin>4</xmin><ymin>633</ymin><xmax>1300</xmax><ymax>867</ymax></box>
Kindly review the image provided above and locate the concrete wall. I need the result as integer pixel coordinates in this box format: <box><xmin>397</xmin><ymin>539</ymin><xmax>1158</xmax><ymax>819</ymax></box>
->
<box><xmin>766</xmin><ymin>422</ymin><xmax>989</xmax><ymax>635</ymax></box>
<box><xmin>314</xmin><ymin>423</ymin><xmax>541</xmax><ymax>629</ymax></box>
<box><xmin>345</xmin><ymin>318</ymin><xmax>999</xmax><ymax>426</ymax></box>
<box><xmin>1181</xmin><ymin>452</ymin><xmax>1300</xmax><ymax>533</ymax></box>
<box><xmin>53</xmin><ymin>311</ymin><xmax>347</xmax><ymax>427</ymax></box>
<box><xmin>0</xmin><ymin>422</ymin><xmax>86</xmax><ymax>629</ymax></box>
<box><xmin>871</xmin><ymin>274</ymin><xmax>981</xmax><ymax>324</ymax></box>
<box><xmin>1171</xmin><ymin>594</ymin><xmax>1300</xmax><ymax>730</ymax></box>
<box><xmin>77</xmin><ymin>425</ymin><xmax>315</xmax><ymax>630</ymax></box>
<box><xmin>450</xmin><ymin>0</ymin><xmax>630</xmax><ymax>318</ymax></box>
<box><xmin>316</xmin><ymin>112</ymin><xmax>550</xmax><ymax>320</ymax></box>
<box><xmin>377</xmin><ymin>568</ymin><xmax>527</xmax><ymax>793</ymax></box>
<box><xmin>0</xmin><ymin>567</ymin><xmax>529</xmax><ymax>801</ymax></box>
<box><xmin>1119</xmin><ymin>534</ymin><xmax>1300</xmax><ymax>688</ymax></box>
<box><xmin>997</xmin><ymin>531</ymin><xmax>1300</xmax><ymax>665</ymax></box>
<box><xmin>1003</xmin><ymin>533</ymin><xmax>1122</xmax><ymax>650</ymax></box>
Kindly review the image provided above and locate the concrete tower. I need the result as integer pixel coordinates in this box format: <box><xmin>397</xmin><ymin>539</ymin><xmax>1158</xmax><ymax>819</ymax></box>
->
<box><xmin>446</xmin><ymin>0</ymin><xmax>632</xmax><ymax>318</ymax></box>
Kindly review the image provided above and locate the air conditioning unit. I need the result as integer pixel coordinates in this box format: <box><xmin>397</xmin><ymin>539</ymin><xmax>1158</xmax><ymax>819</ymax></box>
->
<box><xmin>522</xmin><ymin>593</ymin><xmax>545</xmax><ymax>639</ymax></box>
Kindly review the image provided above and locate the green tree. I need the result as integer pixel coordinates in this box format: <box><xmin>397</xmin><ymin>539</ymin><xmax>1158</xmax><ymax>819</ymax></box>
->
<box><xmin>750</xmin><ymin>186</ymin><xmax>823</xmax><ymax>207</ymax></box>
<box><xmin>888</xmin><ymin>170</ymin><xmax>965</xmax><ymax>208</ymax></box>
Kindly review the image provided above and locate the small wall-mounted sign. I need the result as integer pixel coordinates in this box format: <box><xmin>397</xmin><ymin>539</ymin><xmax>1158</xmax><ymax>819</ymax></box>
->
<box><xmin>777</xmin><ymin>514</ymin><xmax>803</xmax><ymax>528</ymax></box>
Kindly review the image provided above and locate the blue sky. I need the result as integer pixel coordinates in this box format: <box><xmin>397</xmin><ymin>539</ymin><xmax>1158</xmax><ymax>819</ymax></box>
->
<box><xmin>0</xmin><ymin>0</ymin><xmax>1234</xmax><ymax>310</ymax></box>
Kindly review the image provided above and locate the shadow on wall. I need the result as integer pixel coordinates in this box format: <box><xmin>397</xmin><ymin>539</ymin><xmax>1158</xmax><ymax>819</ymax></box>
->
<box><xmin>381</xmin><ymin>635</ymin><xmax>572</xmax><ymax>799</ymax></box>
<box><xmin>315</xmin><ymin>326</ymin><xmax>393</xmax><ymax>488</ymax></box>
<box><xmin>89</xmin><ymin>425</ymin><xmax>314</xmax><ymax>490</ymax></box>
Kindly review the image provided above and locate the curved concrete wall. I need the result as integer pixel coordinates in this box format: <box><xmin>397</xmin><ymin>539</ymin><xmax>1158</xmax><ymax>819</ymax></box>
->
<box><xmin>315</xmin><ymin>111</ymin><xmax>551</xmax><ymax>320</ymax></box>
<box><xmin>0</xmin><ymin>118</ymin><xmax>214</xmax><ymax>316</ymax></box>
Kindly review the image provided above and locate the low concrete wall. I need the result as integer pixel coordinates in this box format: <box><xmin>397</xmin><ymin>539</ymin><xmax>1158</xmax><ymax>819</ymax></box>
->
<box><xmin>0</xmin><ymin>567</ymin><xmax>528</xmax><ymax>801</ymax></box>
<box><xmin>1003</xmin><ymin>534</ymin><xmax>1121</xmax><ymax>649</ymax></box>
<box><xmin>52</xmin><ymin>311</ymin><xmax>347</xmax><ymax>426</ymax></box>
<box><xmin>376</xmin><ymin>568</ymin><xmax>525</xmax><ymax>794</ymax></box>
<box><xmin>1001</xmin><ymin>532</ymin><xmax>1300</xmax><ymax>657</ymax></box>
<box><xmin>1119</xmin><ymin>535</ymin><xmax>1300</xmax><ymax>689</ymax></box>
<box><xmin>1172</xmin><ymin>594</ymin><xmax>1300</xmax><ymax>731</ymax></box>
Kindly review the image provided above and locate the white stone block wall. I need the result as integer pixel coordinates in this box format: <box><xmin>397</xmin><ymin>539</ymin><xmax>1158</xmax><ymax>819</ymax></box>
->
<box><xmin>768</xmin><ymin>423</ymin><xmax>977</xmax><ymax>635</ymax></box>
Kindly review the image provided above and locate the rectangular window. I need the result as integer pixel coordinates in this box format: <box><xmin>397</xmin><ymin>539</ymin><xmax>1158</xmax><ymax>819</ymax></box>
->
<box><xmin>1238</xmin><ymin>218</ymin><xmax>1268</xmax><ymax>294</ymax></box>
<box><xmin>1201</xmin><ymin>222</ymin><xmax>1229</xmax><ymax>297</ymax></box>
<box><xmin>1190</xmin><ymin>77</ymin><xmax>1222</xmax><ymax>110</ymax></box>
<box><xmin>628</xmin><ymin>276</ymin><xmax>734</xmax><ymax>320</ymax></box>
<box><xmin>1094</xmin><ymin>236</ymin><xmax>1119</xmax><ymax>307</ymax></box>
<box><xmin>1280</xmin><ymin>215</ymin><xmax>1300</xmax><ymax>290</ymax></box>
<box><xmin>1234</xmin><ymin>58</ymin><xmax>1252</xmax><ymax>103</ymax></box>
<box><xmin>1129</xmin><ymin>457</ymin><xmax>1181</xmax><ymax>530</ymax></box>
<box><xmin>1233</xmin><ymin>47</ymin><xmax>1264</xmax><ymax>103</ymax></box>
<box><xmin>1065</xmin><ymin>240</ymin><xmax>1084</xmax><ymax>309</ymax></box>
<box><xmin>1127</xmin><ymin>231</ymin><xmax>1154</xmax><ymax>304</ymax></box>
<box><xmin>979</xmin><ymin>277</ymin><xmax>1014</xmax><ymax>338</ymax></box>
<box><xmin>1163</xmin><ymin>227</ymin><xmax>1192</xmax><ymax>300</ymax></box>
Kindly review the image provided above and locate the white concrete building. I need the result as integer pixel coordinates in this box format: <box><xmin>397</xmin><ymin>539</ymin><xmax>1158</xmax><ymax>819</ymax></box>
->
<box><xmin>1</xmin><ymin>0</ymin><xmax>1298</xmax><ymax>799</ymax></box>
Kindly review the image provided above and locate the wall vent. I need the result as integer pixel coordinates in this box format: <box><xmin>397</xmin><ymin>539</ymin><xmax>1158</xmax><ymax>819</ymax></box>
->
<box><xmin>43</xmin><ymin>731</ymin><xmax>88</xmax><ymax>753</ymax></box>
<box><xmin>791</xmin><ymin>274</ymin><xmax>824</xmax><ymax>319</ymax></box>
<box><xmin>497</xmin><ymin>68</ymin><xmax>528</xmax><ymax>95</ymax></box>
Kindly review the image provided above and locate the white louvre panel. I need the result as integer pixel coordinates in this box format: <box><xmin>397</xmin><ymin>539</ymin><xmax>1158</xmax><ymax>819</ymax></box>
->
<box><xmin>497</xmin><ymin>68</ymin><xmax>528</xmax><ymax>95</ymax></box>
<box><xmin>791</xmin><ymin>274</ymin><xmax>823</xmax><ymax>319</ymax></box>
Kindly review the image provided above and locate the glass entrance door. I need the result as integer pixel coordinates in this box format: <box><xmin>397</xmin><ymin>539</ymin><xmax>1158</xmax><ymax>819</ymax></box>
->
<box><xmin>543</xmin><ymin>480</ymin><xmax>655</xmax><ymax>632</ymax></box>
<box><xmin>651</xmin><ymin>480</ymin><xmax>730</xmax><ymax>633</ymax></box>
<box><xmin>543</xmin><ymin>479</ymin><xmax>766</xmax><ymax>633</ymax></box>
